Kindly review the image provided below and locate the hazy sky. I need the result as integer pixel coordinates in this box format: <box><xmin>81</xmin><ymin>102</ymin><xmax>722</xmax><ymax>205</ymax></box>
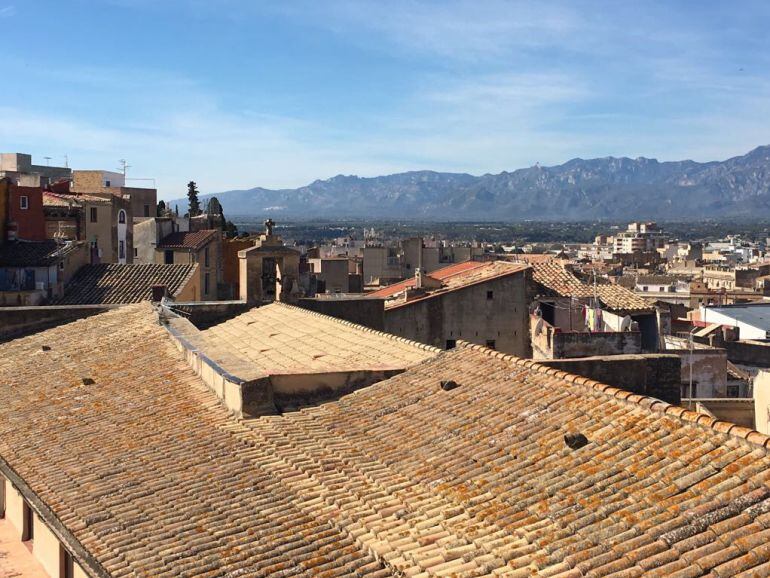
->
<box><xmin>2</xmin><ymin>1</ymin><xmax>769</xmax><ymax>199</ymax></box>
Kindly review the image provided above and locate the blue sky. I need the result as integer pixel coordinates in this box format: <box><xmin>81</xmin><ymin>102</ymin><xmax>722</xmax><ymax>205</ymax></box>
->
<box><xmin>2</xmin><ymin>1</ymin><xmax>769</xmax><ymax>200</ymax></box>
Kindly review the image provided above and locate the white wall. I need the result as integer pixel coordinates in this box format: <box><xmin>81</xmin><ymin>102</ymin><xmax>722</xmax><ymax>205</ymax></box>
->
<box><xmin>701</xmin><ymin>307</ymin><xmax>769</xmax><ymax>340</ymax></box>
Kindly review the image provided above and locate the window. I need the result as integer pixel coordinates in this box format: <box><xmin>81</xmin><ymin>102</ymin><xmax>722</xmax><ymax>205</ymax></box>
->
<box><xmin>105</xmin><ymin>180</ymin><xmax>111</xmax><ymax>187</ymax></box>
<box><xmin>60</xmin><ymin>547</ymin><xmax>74</xmax><ymax>578</ymax></box>
<box><xmin>134</xmin><ymin>248</ymin><xmax>138</xmax><ymax>258</ymax></box>
<box><xmin>204</xmin><ymin>247</ymin><xmax>210</xmax><ymax>267</ymax></box>
<box><xmin>164</xmin><ymin>250</ymin><xmax>174</xmax><ymax>265</ymax></box>
<box><xmin>445</xmin><ymin>339</ymin><xmax>457</xmax><ymax>349</ymax></box>
<box><xmin>119</xmin><ymin>241</ymin><xmax>125</xmax><ymax>260</ymax></box>
<box><xmin>118</xmin><ymin>210</ymin><xmax>126</xmax><ymax>224</ymax></box>
<box><xmin>58</xmin><ymin>261</ymin><xmax>65</xmax><ymax>271</ymax></box>
<box><xmin>486</xmin><ymin>340</ymin><xmax>496</xmax><ymax>350</ymax></box>
<box><xmin>144</xmin><ymin>204</ymin><xmax>150</xmax><ymax>217</ymax></box>
<box><xmin>642</xmin><ymin>286</ymin><xmax>648</xmax><ymax>291</ymax></box>
<box><xmin>0</xmin><ymin>473</ymin><xmax>5</xmax><ymax>518</ymax></box>
<box><xmin>90</xmin><ymin>207</ymin><xmax>98</xmax><ymax>223</ymax></box>
<box><xmin>22</xmin><ymin>501</ymin><xmax>33</xmax><ymax>542</ymax></box>
<box><xmin>486</xmin><ymin>290</ymin><xmax>494</xmax><ymax>300</ymax></box>
<box><xmin>204</xmin><ymin>272</ymin><xmax>210</xmax><ymax>296</ymax></box>
<box><xmin>727</xmin><ymin>385</ymin><xmax>740</xmax><ymax>397</ymax></box>
<box><xmin>20</xmin><ymin>195</ymin><xmax>29</xmax><ymax>210</ymax></box>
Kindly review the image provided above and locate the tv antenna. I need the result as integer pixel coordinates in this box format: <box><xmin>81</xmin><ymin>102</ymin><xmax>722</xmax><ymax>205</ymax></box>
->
<box><xmin>43</xmin><ymin>156</ymin><xmax>51</xmax><ymax>166</ymax></box>
<box><xmin>117</xmin><ymin>159</ymin><xmax>131</xmax><ymax>177</ymax></box>
<box><xmin>63</xmin><ymin>154</ymin><xmax>69</xmax><ymax>168</ymax></box>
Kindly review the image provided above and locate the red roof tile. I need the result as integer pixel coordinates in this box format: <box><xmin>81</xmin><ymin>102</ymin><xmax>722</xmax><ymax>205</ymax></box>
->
<box><xmin>368</xmin><ymin>260</ymin><xmax>487</xmax><ymax>298</ymax></box>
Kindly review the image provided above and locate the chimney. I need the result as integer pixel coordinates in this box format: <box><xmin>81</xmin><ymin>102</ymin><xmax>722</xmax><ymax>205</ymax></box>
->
<box><xmin>151</xmin><ymin>284</ymin><xmax>168</xmax><ymax>302</ymax></box>
<box><xmin>415</xmin><ymin>267</ymin><xmax>424</xmax><ymax>289</ymax></box>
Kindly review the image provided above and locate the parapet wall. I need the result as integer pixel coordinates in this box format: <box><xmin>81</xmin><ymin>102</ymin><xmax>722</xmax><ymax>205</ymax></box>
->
<box><xmin>537</xmin><ymin>353</ymin><xmax>682</xmax><ymax>405</ymax></box>
<box><xmin>0</xmin><ymin>304</ymin><xmax>116</xmax><ymax>342</ymax></box>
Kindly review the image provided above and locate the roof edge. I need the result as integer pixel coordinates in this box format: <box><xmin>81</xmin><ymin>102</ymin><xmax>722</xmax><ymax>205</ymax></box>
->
<box><xmin>0</xmin><ymin>457</ymin><xmax>110</xmax><ymax>578</ymax></box>
<box><xmin>385</xmin><ymin>265</ymin><xmax>531</xmax><ymax>310</ymax></box>
<box><xmin>454</xmin><ymin>340</ymin><xmax>770</xmax><ymax>451</ymax></box>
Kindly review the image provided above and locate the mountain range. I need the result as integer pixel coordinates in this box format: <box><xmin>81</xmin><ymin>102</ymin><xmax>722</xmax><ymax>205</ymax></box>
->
<box><xmin>171</xmin><ymin>145</ymin><xmax>770</xmax><ymax>221</ymax></box>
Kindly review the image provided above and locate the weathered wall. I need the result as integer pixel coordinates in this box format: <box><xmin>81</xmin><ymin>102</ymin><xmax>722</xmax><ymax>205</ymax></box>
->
<box><xmin>537</xmin><ymin>353</ymin><xmax>682</xmax><ymax>405</ymax></box>
<box><xmin>384</xmin><ymin>271</ymin><xmax>531</xmax><ymax>357</ymax></box>
<box><xmin>693</xmin><ymin>399</ymin><xmax>755</xmax><ymax>429</ymax></box>
<box><xmin>725</xmin><ymin>340</ymin><xmax>770</xmax><ymax>367</ymax></box>
<box><xmin>533</xmin><ymin>325</ymin><xmax>642</xmax><ymax>360</ymax></box>
<box><xmin>170</xmin><ymin>300</ymin><xmax>250</xmax><ymax>329</ymax></box>
<box><xmin>0</xmin><ymin>304</ymin><xmax>114</xmax><ymax>342</ymax></box>
<box><xmin>754</xmin><ymin>370</ymin><xmax>770</xmax><ymax>435</ymax></box>
<box><xmin>666</xmin><ymin>348</ymin><xmax>727</xmax><ymax>397</ymax></box>
<box><xmin>297</xmin><ymin>297</ymin><xmax>385</xmax><ymax>331</ymax></box>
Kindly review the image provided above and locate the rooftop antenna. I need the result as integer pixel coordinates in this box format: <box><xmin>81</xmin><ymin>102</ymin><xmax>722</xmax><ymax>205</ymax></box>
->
<box><xmin>63</xmin><ymin>154</ymin><xmax>69</xmax><ymax>168</ymax></box>
<box><xmin>43</xmin><ymin>156</ymin><xmax>51</xmax><ymax>166</ymax></box>
<box><xmin>117</xmin><ymin>159</ymin><xmax>131</xmax><ymax>177</ymax></box>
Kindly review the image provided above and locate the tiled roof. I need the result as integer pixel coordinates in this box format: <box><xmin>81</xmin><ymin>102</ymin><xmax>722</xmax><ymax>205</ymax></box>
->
<box><xmin>42</xmin><ymin>191</ymin><xmax>112</xmax><ymax>206</ymax></box>
<box><xmin>533</xmin><ymin>261</ymin><xmax>653</xmax><ymax>312</ymax></box>
<box><xmin>157</xmin><ymin>229</ymin><xmax>218</xmax><ymax>251</ymax></box>
<box><xmin>55</xmin><ymin>264</ymin><xmax>197</xmax><ymax>304</ymax></box>
<box><xmin>368</xmin><ymin>260</ymin><xmax>485</xmax><ymax>298</ymax></box>
<box><xmin>370</xmin><ymin>261</ymin><xmax>530</xmax><ymax>309</ymax></box>
<box><xmin>199</xmin><ymin>302</ymin><xmax>437</xmax><ymax>375</ymax></box>
<box><xmin>0</xmin><ymin>240</ymin><xmax>82</xmax><ymax>267</ymax></box>
<box><xmin>4</xmin><ymin>306</ymin><xmax>770</xmax><ymax>576</ymax></box>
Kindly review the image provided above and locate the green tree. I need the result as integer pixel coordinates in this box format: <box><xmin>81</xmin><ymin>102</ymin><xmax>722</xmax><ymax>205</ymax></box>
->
<box><xmin>187</xmin><ymin>181</ymin><xmax>201</xmax><ymax>217</ymax></box>
<box><xmin>156</xmin><ymin>200</ymin><xmax>166</xmax><ymax>217</ymax></box>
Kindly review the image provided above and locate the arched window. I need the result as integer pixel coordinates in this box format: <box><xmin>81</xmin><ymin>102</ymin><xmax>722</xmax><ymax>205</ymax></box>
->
<box><xmin>118</xmin><ymin>210</ymin><xmax>126</xmax><ymax>224</ymax></box>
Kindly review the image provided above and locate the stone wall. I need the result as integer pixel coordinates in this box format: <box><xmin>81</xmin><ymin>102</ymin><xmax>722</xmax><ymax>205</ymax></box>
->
<box><xmin>169</xmin><ymin>300</ymin><xmax>250</xmax><ymax>329</ymax></box>
<box><xmin>0</xmin><ymin>304</ymin><xmax>115</xmax><ymax>342</ymax></box>
<box><xmin>384</xmin><ymin>270</ymin><xmax>531</xmax><ymax>357</ymax></box>
<box><xmin>725</xmin><ymin>340</ymin><xmax>770</xmax><ymax>367</ymax></box>
<box><xmin>537</xmin><ymin>353</ymin><xmax>682</xmax><ymax>405</ymax></box>
<box><xmin>531</xmin><ymin>317</ymin><xmax>642</xmax><ymax>360</ymax></box>
<box><xmin>297</xmin><ymin>297</ymin><xmax>385</xmax><ymax>331</ymax></box>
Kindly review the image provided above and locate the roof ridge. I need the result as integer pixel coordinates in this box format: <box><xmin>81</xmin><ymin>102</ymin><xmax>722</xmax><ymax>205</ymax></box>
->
<box><xmin>272</xmin><ymin>302</ymin><xmax>443</xmax><ymax>353</ymax></box>
<box><xmin>455</xmin><ymin>340</ymin><xmax>770</xmax><ymax>450</ymax></box>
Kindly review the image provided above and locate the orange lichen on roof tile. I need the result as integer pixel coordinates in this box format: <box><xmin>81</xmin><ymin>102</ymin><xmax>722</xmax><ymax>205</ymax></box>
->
<box><xmin>2</xmin><ymin>306</ymin><xmax>770</xmax><ymax>577</ymax></box>
<box><xmin>199</xmin><ymin>302</ymin><xmax>438</xmax><ymax>375</ymax></box>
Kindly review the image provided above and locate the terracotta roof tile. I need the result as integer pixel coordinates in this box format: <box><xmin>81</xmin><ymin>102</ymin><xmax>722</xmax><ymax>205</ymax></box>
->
<box><xmin>55</xmin><ymin>263</ymin><xmax>197</xmax><ymax>304</ymax></box>
<box><xmin>198</xmin><ymin>302</ymin><xmax>438</xmax><ymax>377</ymax></box>
<box><xmin>2</xmin><ymin>308</ymin><xmax>770</xmax><ymax>576</ymax></box>
<box><xmin>157</xmin><ymin>229</ymin><xmax>218</xmax><ymax>251</ymax></box>
<box><xmin>370</xmin><ymin>260</ymin><xmax>529</xmax><ymax>309</ymax></box>
<box><xmin>533</xmin><ymin>261</ymin><xmax>652</xmax><ymax>312</ymax></box>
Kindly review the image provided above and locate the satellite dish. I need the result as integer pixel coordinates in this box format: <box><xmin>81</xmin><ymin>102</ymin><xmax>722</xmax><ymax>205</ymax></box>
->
<box><xmin>620</xmin><ymin>315</ymin><xmax>633</xmax><ymax>331</ymax></box>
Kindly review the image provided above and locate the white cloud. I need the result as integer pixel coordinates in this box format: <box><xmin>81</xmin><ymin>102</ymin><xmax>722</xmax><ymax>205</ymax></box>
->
<box><xmin>0</xmin><ymin>5</ymin><xmax>15</xmax><ymax>17</ymax></box>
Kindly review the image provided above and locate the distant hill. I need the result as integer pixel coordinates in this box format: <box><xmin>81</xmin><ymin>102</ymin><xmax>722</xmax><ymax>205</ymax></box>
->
<box><xmin>170</xmin><ymin>145</ymin><xmax>770</xmax><ymax>221</ymax></box>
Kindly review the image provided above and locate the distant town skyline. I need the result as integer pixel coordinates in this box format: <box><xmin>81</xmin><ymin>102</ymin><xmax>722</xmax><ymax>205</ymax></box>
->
<box><xmin>2</xmin><ymin>0</ymin><xmax>769</xmax><ymax>198</ymax></box>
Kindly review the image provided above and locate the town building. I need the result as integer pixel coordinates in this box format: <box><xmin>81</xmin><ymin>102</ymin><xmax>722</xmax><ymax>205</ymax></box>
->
<box><xmin>55</xmin><ymin>263</ymin><xmax>199</xmax><ymax>305</ymax></box>
<box><xmin>71</xmin><ymin>169</ymin><xmax>157</xmax><ymax>220</ymax></box>
<box><xmin>612</xmin><ymin>221</ymin><xmax>666</xmax><ymax>254</ymax></box>
<box><xmin>0</xmin><ymin>180</ymin><xmax>46</xmax><ymax>242</ymax></box>
<box><xmin>43</xmin><ymin>191</ymin><xmax>133</xmax><ymax>264</ymax></box>
<box><xmin>4</xmin><ymin>304</ymin><xmax>770</xmax><ymax>576</ymax></box>
<box><xmin>0</xmin><ymin>240</ymin><xmax>89</xmax><ymax>305</ymax></box>
<box><xmin>155</xmin><ymin>229</ymin><xmax>221</xmax><ymax>300</ymax></box>
<box><xmin>698</xmin><ymin>303</ymin><xmax>770</xmax><ymax>340</ymax></box>
<box><xmin>0</xmin><ymin>153</ymin><xmax>71</xmax><ymax>187</ymax></box>
<box><xmin>368</xmin><ymin>260</ymin><xmax>531</xmax><ymax>356</ymax></box>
